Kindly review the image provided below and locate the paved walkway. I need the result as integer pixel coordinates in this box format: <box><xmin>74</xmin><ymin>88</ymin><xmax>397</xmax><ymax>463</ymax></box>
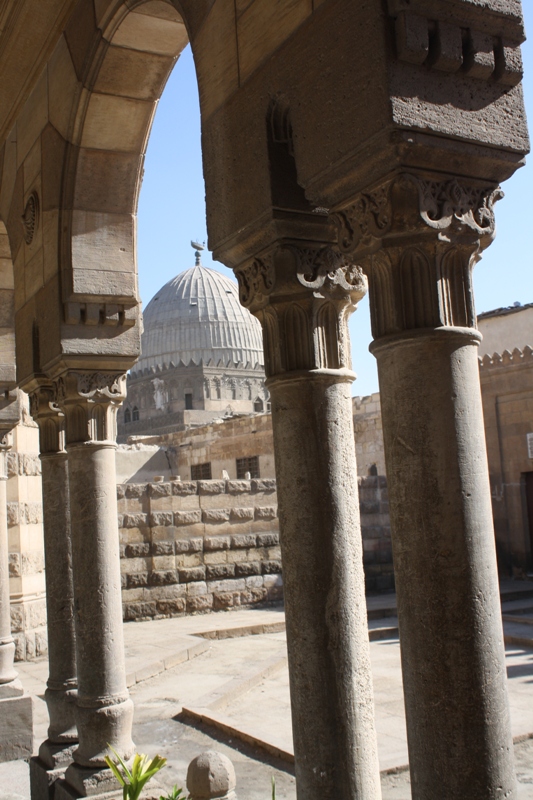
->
<box><xmin>3</xmin><ymin>587</ymin><xmax>533</xmax><ymax>798</ymax></box>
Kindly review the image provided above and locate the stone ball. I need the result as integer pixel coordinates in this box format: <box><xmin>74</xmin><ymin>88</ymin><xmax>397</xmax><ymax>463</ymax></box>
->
<box><xmin>186</xmin><ymin>750</ymin><xmax>236</xmax><ymax>799</ymax></box>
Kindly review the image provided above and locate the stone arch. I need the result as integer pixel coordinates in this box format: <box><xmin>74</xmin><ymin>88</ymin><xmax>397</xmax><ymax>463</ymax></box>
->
<box><xmin>61</xmin><ymin>1</ymin><xmax>189</xmax><ymax>311</ymax></box>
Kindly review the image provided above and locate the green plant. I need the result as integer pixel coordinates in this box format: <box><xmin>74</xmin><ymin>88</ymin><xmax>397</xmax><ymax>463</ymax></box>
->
<box><xmin>104</xmin><ymin>745</ymin><xmax>167</xmax><ymax>800</ymax></box>
<box><xmin>160</xmin><ymin>786</ymin><xmax>187</xmax><ymax>800</ymax></box>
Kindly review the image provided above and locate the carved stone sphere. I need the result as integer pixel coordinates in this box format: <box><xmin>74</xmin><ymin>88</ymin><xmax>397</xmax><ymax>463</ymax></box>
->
<box><xmin>186</xmin><ymin>750</ymin><xmax>237</xmax><ymax>799</ymax></box>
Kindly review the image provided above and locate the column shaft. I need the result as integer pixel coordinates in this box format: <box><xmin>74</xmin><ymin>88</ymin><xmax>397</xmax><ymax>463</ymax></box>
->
<box><xmin>58</xmin><ymin>371</ymin><xmax>133</xmax><ymax>773</ymax></box>
<box><xmin>374</xmin><ymin>330</ymin><xmax>513</xmax><ymax>797</ymax></box>
<box><xmin>234</xmin><ymin>237</ymin><xmax>382</xmax><ymax>800</ymax></box>
<box><xmin>270</xmin><ymin>374</ymin><xmax>380</xmax><ymax>799</ymax></box>
<box><xmin>40</xmin><ymin>451</ymin><xmax>77</xmax><ymax>742</ymax></box>
<box><xmin>333</xmin><ymin>173</ymin><xmax>516</xmax><ymax>798</ymax></box>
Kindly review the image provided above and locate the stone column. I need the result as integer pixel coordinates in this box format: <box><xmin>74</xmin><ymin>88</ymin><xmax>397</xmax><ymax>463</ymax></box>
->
<box><xmin>235</xmin><ymin>233</ymin><xmax>382</xmax><ymax>800</ymax></box>
<box><xmin>0</xmin><ymin>428</ymin><xmax>33</xmax><ymax>762</ymax></box>
<box><xmin>29</xmin><ymin>385</ymin><xmax>77</xmax><ymax>795</ymax></box>
<box><xmin>55</xmin><ymin>371</ymin><xmax>133</xmax><ymax>796</ymax></box>
<box><xmin>334</xmin><ymin>174</ymin><xmax>515</xmax><ymax>798</ymax></box>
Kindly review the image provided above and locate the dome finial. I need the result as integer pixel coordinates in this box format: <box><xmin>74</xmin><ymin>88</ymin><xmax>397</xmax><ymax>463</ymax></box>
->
<box><xmin>191</xmin><ymin>240</ymin><xmax>205</xmax><ymax>267</ymax></box>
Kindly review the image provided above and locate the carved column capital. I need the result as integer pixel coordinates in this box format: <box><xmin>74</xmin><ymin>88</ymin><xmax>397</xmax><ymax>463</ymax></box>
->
<box><xmin>235</xmin><ymin>242</ymin><xmax>367</xmax><ymax>381</ymax></box>
<box><xmin>54</xmin><ymin>371</ymin><xmax>127</xmax><ymax>447</ymax></box>
<box><xmin>29</xmin><ymin>384</ymin><xmax>66</xmax><ymax>456</ymax></box>
<box><xmin>331</xmin><ymin>173</ymin><xmax>502</xmax><ymax>343</ymax></box>
<box><xmin>333</xmin><ymin>173</ymin><xmax>501</xmax><ymax>256</ymax></box>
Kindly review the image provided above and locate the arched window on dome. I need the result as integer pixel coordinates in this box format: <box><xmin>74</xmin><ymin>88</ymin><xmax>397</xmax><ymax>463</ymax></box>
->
<box><xmin>132</xmin><ymin>407</ymin><xmax>139</xmax><ymax>422</ymax></box>
<box><xmin>124</xmin><ymin>408</ymin><xmax>131</xmax><ymax>424</ymax></box>
<box><xmin>254</xmin><ymin>397</ymin><xmax>264</xmax><ymax>413</ymax></box>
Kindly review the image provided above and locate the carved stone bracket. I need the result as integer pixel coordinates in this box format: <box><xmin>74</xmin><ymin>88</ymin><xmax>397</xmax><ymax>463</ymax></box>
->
<box><xmin>54</xmin><ymin>372</ymin><xmax>127</xmax><ymax>446</ymax></box>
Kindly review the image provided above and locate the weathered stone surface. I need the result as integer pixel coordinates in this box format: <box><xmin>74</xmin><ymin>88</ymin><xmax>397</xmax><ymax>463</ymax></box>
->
<box><xmin>125</xmin><ymin>542</ymin><xmax>150</xmax><ymax>557</ymax></box>
<box><xmin>261</xmin><ymin>560</ymin><xmax>282</xmax><ymax>575</ymax></box>
<box><xmin>254</xmin><ymin>506</ymin><xmax>277</xmax><ymax>520</ymax></box>
<box><xmin>149</xmin><ymin>512</ymin><xmax>173</xmax><ymax>527</ymax></box>
<box><xmin>148</xmin><ymin>482</ymin><xmax>171</xmax><ymax>497</ymax></box>
<box><xmin>235</xmin><ymin>562</ymin><xmax>261</xmax><ymax>577</ymax></box>
<box><xmin>174</xmin><ymin>510</ymin><xmax>202</xmax><ymax>526</ymax></box>
<box><xmin>152</xmin><ymin>541</ymin><xmax>173</xmax><ymax>556</ymax></box>
<box><xmin>172</xmin><ymin>481</ymin><xmax>197</xmax><ymax>495</ymax></box>
<box><xmin>206</xmin><ymin>564</ymin><xmax>235</xmax><ymax>580</ymax></box>
<box><xmin>226</xmin><ymin>480</ymin><xmax>251</xmax><ymax>494</ymax></box>
<box><xmin>251</xmin><ymin>479</ymin><xmax>276</xmax><ymax>493</ymax></box>
<box><xmin>179</xmin><ymin>566</ymin><xmax>206</xmax><ymax>583</ymax></box>
<box><xmin>256</xmin><ymin>532</ymin><xmax>279</xmax><ymax>547</ymax></box>
<box><xmin>122</xmin><ymin>513</ymin><xmax>148</xmax><ymax>529</ymax></box>
<box><xmin>202</xmin><ymin>509</ymin><xmax>230</xmax><ymax>523</ymax></box>
<box><xmin>203</xmin><ymin>535</ymin><xmax>230</xmax><ymax>551</ymax></box>
<box><xmin>149</xmin><ymin>570</ymin><xmax>177</xmax><ymax>586</ymax></box>
<box><xmin>187</xmin><ymin>594</ymin><xmax>213</xmax><ymax>612</ymax></box>
<box><xmin>230</xmin><ymin>533</ymin><xmax>256</xmax><ymax>548</ymax></box>
<box><xmin>230</xmin><ymin>507</ymin><xmax>254</xmax><ymax>521</ymax></box>
<box><xmin>198</xmin><ymin>480</ymin><xmax>225</xmax><ymax>495</ymax></box>
<box><xmin>187</xmin><ymin>750</ymin><xmax>236</xmax><ymax>800</ymax></box>
<box><xmin>124</xmin><ymin>602</ymin><xmax>156</xmax><ymax>621</ymax></box>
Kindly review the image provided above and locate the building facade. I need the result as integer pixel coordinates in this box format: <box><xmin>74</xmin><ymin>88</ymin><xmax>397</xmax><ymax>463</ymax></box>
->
<box><xmin>118</xmin><ymin>256</ymin><xmax>268</xmax><ymax>439</ymax></box>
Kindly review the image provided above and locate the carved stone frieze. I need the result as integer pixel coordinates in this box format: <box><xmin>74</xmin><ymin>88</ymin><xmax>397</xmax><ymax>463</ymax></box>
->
<box><xmin>333</xmin><ymin>174</ymin><xmax>501</xmax><ymax>341</ymax></box>
<box><xmin>54</xmin><ymin>372</ymin><xmax>127</xmax><ymax>446</ymax></box>
<box><xmin>234</xmin><ymin>256</ymin><xmax>275</xmax><ymax>310</ymax></box>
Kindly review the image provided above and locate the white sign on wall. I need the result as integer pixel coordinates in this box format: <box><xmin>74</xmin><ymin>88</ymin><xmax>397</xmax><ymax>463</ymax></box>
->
<box><xmin>528</xmin><ymin>433</ymin><xmax>533</xmax><ymax>460</ymax></box>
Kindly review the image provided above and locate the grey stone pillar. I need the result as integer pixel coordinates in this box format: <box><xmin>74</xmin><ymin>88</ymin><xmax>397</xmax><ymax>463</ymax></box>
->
<box><xmin>0</xmin><ymin>427</ymin><xmax>33</xmax><ymax>762</ymax></box>
<box><xmin>55</xmin><ymin>371</ymin><xmax>133</xmax><ymax>797</ymax></box>
<box><xmin>235</xmin><ymin>239</ymin><xmax>382</xmax><ymax>800</ymax></box>
<box><xmin>334</xmin><ymin>174</ymin><xmax>516</xmax><ymax>798</ymax></box>
<box><xmin>29</xmin><ymin>386</ymin><xmax>77</xmax><ymax>797</ymax></box>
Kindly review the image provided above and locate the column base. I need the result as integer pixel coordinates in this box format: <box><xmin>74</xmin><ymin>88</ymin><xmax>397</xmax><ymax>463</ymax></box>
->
<box><xmin>55</xmin><ymin>764</ymin><xmax>121</xmax><ymax>799</ymax></box>
<box><xmin>30</xmin><ymin>741</ymin><xmax>78</xmax><ymax>800</ymax></box>
<box><xmin>0</xmin><ymin>693</ymin><xmax>33</xmax><ymax>762</ymax></box>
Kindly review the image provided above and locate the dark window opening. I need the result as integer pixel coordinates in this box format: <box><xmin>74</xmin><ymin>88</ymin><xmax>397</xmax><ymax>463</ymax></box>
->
<box><xmin>368</xmin><ymin>464</ymin><xmax>378</xmax><ymax>476</ymax></box>
<box><xmin>192</xmin><ymin>462</ymin><xmax>212</xmax><ymax>480</ymax></box>
<box><xmin>185</xmin><ymin>392</ymin><xmax>193</xmax><ymax>410</ymax></box>
<box><xmin>253</xmin><ymin>397</ymin><xmax>264</xmax><ymax>413</ymax></box>
<box><xmin>132</xmin><ymin>406</ymin><xmax>139</xmax><ymax>422</ymax></box>
<box><xmin>124</xmin><ymin>408</ymin><xmax>131</xmax><ymax>424</ymax></box>
<box><xmin>236</xmin><ymin>456</ymin><xmax>260</xmax><ymax>480</ymax></box>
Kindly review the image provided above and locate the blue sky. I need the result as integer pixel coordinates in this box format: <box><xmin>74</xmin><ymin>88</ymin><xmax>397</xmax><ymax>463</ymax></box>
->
<box><xmin>137</xmin><ymin>11</ymin><xmax>532</xmax><ymax>397</ymax></box>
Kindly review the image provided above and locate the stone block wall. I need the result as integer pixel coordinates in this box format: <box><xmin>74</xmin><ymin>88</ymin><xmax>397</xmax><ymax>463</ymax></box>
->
<box><xmin>352</xmin><ymin>394</ymin><xmax>387</xmax><ymax>478</ymax></box>
<box><xmin>118</xmin><ymin>474</ymin><xmax>394</xmax><ymax>621</ymax></box>
<box><xmin>8</xmin><ymin>404</ymin><xmax>46</xmax><ymax>660</ymax></box>
<box><xmin>117</xmin><ymin>478</ymin><xmax>283</xmax><ymax>621</ymax></box>
<box><xmin>359</xmin><ymin>476</ymin><xmax>393</xmax><ymax>592</ymax></box>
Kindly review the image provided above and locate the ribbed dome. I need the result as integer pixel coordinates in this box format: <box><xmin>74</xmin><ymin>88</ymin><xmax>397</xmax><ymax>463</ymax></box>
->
<box><xmin>137</xmin><ymin>265</ymin><xmax>264</xmax><ymax>371</ymax></box>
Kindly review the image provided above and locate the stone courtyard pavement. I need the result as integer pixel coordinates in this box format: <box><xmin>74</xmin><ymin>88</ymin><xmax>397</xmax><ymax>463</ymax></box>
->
<box><xmin>3</xmin><ymin>591</ymin><xmax>533</xmax><ymax>799</ymax></box>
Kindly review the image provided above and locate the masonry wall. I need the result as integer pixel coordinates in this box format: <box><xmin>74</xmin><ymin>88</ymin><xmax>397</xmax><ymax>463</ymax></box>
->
<box><xmin>7</xmin><ymin>404</ymin><xmax>46</xmax><ymax>660</ymax></box>
<box><xmin>480</xmin><ymin>348</ymin><xmax>533</xmax><ymax>573</ymax></box>
<box><xmin>118</xmin><ymin>475</ymin><xmax>394</xmax><ymax>622</ymax></box>
<box><xmin>117</xmin><ymin>477</ymin><xmax>282</xmax><ymax>621</ymax></box>
<box><xmin>352</xmin><ymin>394</ymin><xmax>387</xmax><ymax>478</ymax></box>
